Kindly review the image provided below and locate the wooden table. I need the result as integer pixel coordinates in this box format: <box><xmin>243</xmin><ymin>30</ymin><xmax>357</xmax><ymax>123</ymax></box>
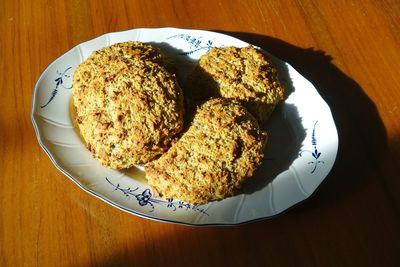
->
<box><xmin>1</xmin><ymin>0</ymin><xmax>400</xmax><ymax>266</ymax></box>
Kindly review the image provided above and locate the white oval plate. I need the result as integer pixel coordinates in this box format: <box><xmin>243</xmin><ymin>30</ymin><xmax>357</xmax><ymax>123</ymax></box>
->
<box><xmin>31</xmin><ymin>28</ymin><xmax>338</xmax><ymax>226</ymax></box>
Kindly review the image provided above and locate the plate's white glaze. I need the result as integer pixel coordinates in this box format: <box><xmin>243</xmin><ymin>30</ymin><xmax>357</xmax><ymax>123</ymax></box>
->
<box><xmin>31</xmin><ymin>28</ymin><xmax>338</xmax><ymax>226</ymax></box>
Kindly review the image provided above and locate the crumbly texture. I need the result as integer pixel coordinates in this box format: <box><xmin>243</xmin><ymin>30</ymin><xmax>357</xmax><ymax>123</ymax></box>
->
<box><xmin>73</xmin><ymin>46</ymin><xmax>184</xmax><ymax>169</ymax></box>
<box><xmin>185</xmin><ymin>46</ymin><xmax>285</xmax><ymax>123</ymax></box>
<box><xmin>83</xmin><ymin>41</ymin><xmax>176</xmax><ymax>73</ymax></box>
<box><xmin>145</xmin><ymin>98</ymin><xmax>267</xmax><ymax>205</ymax></box>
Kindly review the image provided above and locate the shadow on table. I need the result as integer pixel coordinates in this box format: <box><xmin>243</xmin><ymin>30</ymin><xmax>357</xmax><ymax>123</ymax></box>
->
<box><xmin>156</xmin><ymin>31</ymin><xmax>387</xmax><ymax>209</ymax></box>
<box><xmin>220</xmin><ymin>31</ymin><xmax>387</xmax><ymax>209</ymax></box>
<box><xmin>89</xmin><ymin>33</ymin><xmax>389</xmax><ymax>267</ymax></box>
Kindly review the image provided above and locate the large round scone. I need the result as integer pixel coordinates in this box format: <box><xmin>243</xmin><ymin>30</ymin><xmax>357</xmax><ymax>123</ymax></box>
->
<box><xmin>145</xmin><ymin>98</ymin><xmax>267</xmax><ymax>205</ymax></box>
<box><xmin>73</xmin><ymin>56</ymin><xmax>184</xmax><ymax>169</ymax></box>
<box><xmin>185</xmin><ymin>46</ymin><xmax>285</xmax><ymax>123</ymax></box>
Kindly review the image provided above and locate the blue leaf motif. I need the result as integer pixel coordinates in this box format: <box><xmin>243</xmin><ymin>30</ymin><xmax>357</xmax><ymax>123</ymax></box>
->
<box><xmin>40</xmin><ymin>89</ymin><xmax>58</xmax><ymax>108</ymax></box>
<box><xmin>55</xmin><ymin>77</ymin><xmax>62</xmax><ymax>86</ymax></box>
<box><xmin>299</xmin><ymin>121</ymin><xmax>324</xmax><ymax>173</ymax></box>
<box><xmin>311</xmin><ymin>121</ymin><xmax>318</xmax><ymax>146</ymax></box>
<box><xmin>312</xmin><ymin>148</ymin><xmax>321</xmax><ymax>159</ymax></box>
<box><xmin>41</xmin><ymin>67</ymin><xmax>72</xmax><ymax>108</ymax></box>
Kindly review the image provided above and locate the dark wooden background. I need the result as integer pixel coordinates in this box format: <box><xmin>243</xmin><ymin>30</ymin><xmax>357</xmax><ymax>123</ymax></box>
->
<box><xmin>1</xmin><ymin>0</ymin><xmax>400</xmax><ymax>266</ymax></box>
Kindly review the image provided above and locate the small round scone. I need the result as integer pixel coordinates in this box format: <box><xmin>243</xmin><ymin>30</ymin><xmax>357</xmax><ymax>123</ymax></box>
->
<box><xmin>145</xmin><ymin>98</ymin><xmax>267</xmax><ymax>205</ymax></box>
<box><xmin>185</xmin><ymin>46</ymin><xmax>285</xmax><ymax>123</ymax></box>
<box><xmin>73</xmin><ymin>57</ymin><xmax>184</xmax><ymax>169</ymax></box>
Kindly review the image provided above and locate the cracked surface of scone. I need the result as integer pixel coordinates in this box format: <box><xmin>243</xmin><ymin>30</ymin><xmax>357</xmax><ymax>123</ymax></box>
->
<box><xmin>73</xmin><ymin>55</ymin><xmax>184</xmax><ymax>169</ymax></box>
<box><xmin>83</xmin><ymin>41</ymin><xmax>175</xmax><ymax>73</ymax></box>
<box><xmin>185</xmin><ymin>46</ymin><xmax>285</xmax><ymax>123</ymax></box>
<box><xmin>145</xmin><ymin>98</ymin><xmax>267</xmax><ymax>205</ymax></box>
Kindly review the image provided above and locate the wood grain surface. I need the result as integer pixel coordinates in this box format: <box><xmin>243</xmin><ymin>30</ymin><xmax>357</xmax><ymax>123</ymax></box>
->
<box><xmin>1</xmin><ymin>0</ymin><xmax>400</xmax><ymax>266</ymax></box>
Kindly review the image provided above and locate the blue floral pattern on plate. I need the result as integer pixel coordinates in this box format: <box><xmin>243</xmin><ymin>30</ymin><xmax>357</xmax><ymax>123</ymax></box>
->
<box><xmin>41</xmin><ymin>67</ymin><xmax>72</xmax><ymax>108</ymax></box>
<box><xmin>167</xmin><ymin>34</ymin><xmax>214</xmax><ymax>55</ymax></box>
<box><xmin>105</xmin><ymin>177</ymin><xmax>208</xmax><ymax>215</ymax></box>
<box><xmin>299</xmin><ymin>121</ymin><xmax>325</xmax><ymax>173</ymax></box>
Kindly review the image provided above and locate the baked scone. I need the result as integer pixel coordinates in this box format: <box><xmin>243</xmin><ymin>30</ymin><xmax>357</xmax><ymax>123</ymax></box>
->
<box><xmin>145</xmin><ymin>98</ymin><xmax>266</xmax><ymax>205</ymax></box>
<box><xmin>185</xmin><ymin>46</ymin><xmax>285</xmax><ymax>123</ymax></box>
<box><xmin>83</xmin><ymin>41</ymin><xmax>175</xmax><ymax>73</ymax></box>
<box><xmin>73</xmin><ymin>55</ymin><xmax>184</xmax><ymax>169</ymax></box>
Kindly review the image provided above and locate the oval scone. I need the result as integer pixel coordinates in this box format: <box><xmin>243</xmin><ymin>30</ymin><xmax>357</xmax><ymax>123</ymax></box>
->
<box><xmin>145</xmin><ymin>98</ymin><xmax>267</xmax><ymax>205</ymax></box>
<box><xmin>73</xmin><ymin>52</ymin><xmax>184</xmax><ymax>169</ymax></box>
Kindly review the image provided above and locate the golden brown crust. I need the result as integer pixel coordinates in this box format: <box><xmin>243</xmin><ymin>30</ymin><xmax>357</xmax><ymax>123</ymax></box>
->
<box><xmin>72</xmin><ymin>42</ymin><xmax>184</xmax><ymax>169</ymax></box>
<box><xmin>145</xmin><ymin>98</ymin><xmax>266</xmax><ymax>205</ymax></box>
<box><xmin>83</xmin><ymin>41</ymin><xmax>175</xmax><ymax>73</ymax></box>
<box><xmin>185</xmin><ymin>46</ymin><xmax>285</xmax><ymax>123</ymax></box>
